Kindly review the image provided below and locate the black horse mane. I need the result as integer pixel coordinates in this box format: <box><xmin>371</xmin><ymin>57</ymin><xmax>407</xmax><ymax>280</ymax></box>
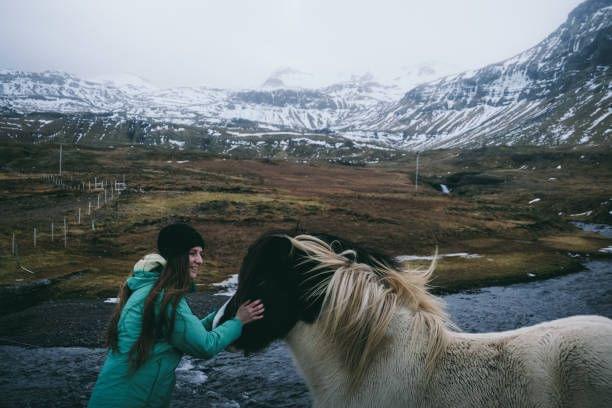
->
<box><xmin>220</xmin><ymin>229</ymin><xmax>400</xmax><ymax>354</ymax></box>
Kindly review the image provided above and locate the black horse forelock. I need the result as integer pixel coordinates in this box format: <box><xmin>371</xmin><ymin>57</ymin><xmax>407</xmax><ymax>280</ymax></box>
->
<box><xmin>219</xmin><ymin>229</ymin><xmax>399</xmax><ymax>354</ymax></box>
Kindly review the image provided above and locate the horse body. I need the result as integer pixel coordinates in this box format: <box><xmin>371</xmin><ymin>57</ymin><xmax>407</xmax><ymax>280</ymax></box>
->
<box><xmin>215</xmin><ymin>232</ymin><xmax>612</xmax><ymax>407</ymax></box>
<box><xmin>288</xmin><ymin>313</ymin><xmax>612</xmax><ymax>407</ymax></box>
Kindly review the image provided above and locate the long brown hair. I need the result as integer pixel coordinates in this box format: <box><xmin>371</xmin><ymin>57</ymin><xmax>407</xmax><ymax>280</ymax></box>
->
<box><xmin>106</xmin><ymin>252</ymin><xmax>192</xmax><ymax>370</ymax></box>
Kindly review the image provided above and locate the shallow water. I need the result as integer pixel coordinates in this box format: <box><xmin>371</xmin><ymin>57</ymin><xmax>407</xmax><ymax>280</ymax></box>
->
<box><xmin>1</xmin><ymin>224</ymin><xmax>611</xmax><ymax>407</ymax></box>
<box><xmin>571</xmin><ymin>222</ymin><xmax>612</xmax><ymax>238</ymax></box>
<box><xmin>446</xmin><ymin>259</ymin><xmax>612</xmax><ymax>333</ymax></box>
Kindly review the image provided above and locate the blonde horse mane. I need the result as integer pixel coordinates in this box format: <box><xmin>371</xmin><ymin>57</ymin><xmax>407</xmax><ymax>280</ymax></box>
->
<box><xmin>287</xmin><ymin>234</ymin><xmax>452</xmax><ymax>388</ymax></box>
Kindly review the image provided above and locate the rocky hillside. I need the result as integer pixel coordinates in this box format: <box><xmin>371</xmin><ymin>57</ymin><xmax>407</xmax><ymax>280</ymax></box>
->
<box><xmin>364</xmin><ymin>0</ymin><xmax>612</xmax><ymax>149</ymax></box>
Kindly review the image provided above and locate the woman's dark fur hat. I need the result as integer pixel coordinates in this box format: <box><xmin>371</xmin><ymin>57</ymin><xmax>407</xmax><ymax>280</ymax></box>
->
<box><xmin>157</xmin><ymin>223</ymin><xmax>205</xmax><ymax>260</ymax></box>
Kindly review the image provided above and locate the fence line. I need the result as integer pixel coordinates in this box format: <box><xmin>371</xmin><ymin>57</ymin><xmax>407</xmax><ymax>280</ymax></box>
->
<box><xmin>5</xmin><ymin>172</ymin><xmax>130</xmax><ymax>262</ymax></box>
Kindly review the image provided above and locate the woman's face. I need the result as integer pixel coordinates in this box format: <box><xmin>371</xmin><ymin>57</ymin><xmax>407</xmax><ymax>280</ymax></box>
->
<box><xmin>188</xmin><ymin>246</ymin><xmax>204</xmax><ymax>279</ymax></box>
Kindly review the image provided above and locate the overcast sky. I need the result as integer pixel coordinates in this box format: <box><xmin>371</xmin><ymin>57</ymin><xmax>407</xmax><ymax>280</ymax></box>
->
<box><xmin>0</xmin><ymin>0</ymin><xmax>584</xmax><ymax>89</ymax></box>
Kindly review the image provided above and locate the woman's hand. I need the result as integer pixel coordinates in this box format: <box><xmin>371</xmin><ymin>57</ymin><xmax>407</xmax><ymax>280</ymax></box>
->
<box><xmin>236</xmin><ymin>300</ymin><xmax>264</xmax><ymax>324</ymax></box>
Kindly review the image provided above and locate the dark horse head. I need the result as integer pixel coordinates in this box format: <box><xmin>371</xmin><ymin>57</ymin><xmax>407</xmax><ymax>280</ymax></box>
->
<box><xmin>214</xmin><ymin>229</ymin><xmax>400</xmax><ymax>354</ymax></box>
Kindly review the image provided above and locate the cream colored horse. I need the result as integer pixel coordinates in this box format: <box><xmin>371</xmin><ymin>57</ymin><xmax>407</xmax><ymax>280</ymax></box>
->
<box><xmin>286</xmin><ymin>236</ymin><xmax>612</xmax><ymax>407</ymax></box>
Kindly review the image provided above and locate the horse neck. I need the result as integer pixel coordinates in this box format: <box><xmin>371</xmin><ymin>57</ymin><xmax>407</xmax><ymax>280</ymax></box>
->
<box><xmin>286</xmin><ymin>307</ymin><xmax>437</xmax><ymax>406</ymax></box>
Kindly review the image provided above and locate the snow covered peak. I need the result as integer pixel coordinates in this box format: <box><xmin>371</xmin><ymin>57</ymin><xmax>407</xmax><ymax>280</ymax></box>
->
<box><xmin>260</xmin><ymin>67</ymin><xmax>319</xmax><ymax>89</ymax></box>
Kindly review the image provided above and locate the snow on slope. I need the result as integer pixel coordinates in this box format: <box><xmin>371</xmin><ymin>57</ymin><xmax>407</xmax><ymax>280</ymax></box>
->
<box><xmin>360</xmin><ymin>0</ymin><xmax>612</xmax><ymax>148</ymax></box>
<box><xmin>1</xmin><ymin>1</ymin><xmax>610</xmax><ymax>149</ymax></box>
<box><xmin>0</xmin><ymin>68</ymin><xmax>410</xmax><ymax>130</ymax></box>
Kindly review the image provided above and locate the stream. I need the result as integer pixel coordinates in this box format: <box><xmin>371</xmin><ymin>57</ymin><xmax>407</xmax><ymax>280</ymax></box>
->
<box><xmin>1</xmin><ymin>225</ymin><xmax>610</xmax><ymax>407</ymax></box>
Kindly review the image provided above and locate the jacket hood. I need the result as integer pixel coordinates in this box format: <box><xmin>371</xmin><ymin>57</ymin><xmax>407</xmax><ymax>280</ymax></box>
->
<box><xmin>127</xmin><ymin>253</ymin><xmax>167</xmax><ymax>290</ymax></box>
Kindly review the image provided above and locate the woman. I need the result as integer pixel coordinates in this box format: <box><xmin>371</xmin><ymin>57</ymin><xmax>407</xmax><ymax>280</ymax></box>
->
<box><xmin>88</xmin><ymin>223</ymin><xmax>263</xmax><ymax>407</ymax></box>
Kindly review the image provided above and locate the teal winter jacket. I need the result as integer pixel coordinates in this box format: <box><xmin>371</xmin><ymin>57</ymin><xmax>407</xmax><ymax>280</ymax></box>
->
<box><xmin>88</xmin><ymin>254</ymin><xmax>243</xmax><ymax>408</ymax></box>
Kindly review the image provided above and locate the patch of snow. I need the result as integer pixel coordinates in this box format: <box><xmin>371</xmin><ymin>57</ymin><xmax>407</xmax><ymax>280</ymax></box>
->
<box><xmin>104</xmin><ymin>297</ymin><xmax>119</xmax><ymax>304</ymax></box>
<box><xmin>570</xmin><ymin>210</ymin><xmax>593</xmax><ymax>217</ymax></box>
<box><xmin>588</xmin><ymin>109</ymin><xmax>611</xmax><ymax>131</ymax></box>
<box><xmin>213</xmin><ymin>274</ymin><xmax>238</xmax><ymax>296</ymax></box>
<box><xmin>226</xmin><ymin>130</ymin><xmax>317</xmax><ymax>137</ymax></box>
<box><xmin>176</xmin><ymin>357</ymin><xmax>208</xmax><ymax>385</ymax></box>
<box><xmin>396</xmin><ymin>253</ymin><xmax>481</xmax><ymax>262</ymax></box>
<box><xmin>168</xmin><ymin>139</ymin><xmax>185</xmax><ymax>148</ymax></box>
<box><xmin>529</xmin><ymin>198</ymin><xmax>541</xmax><ymax>204</ymax></box>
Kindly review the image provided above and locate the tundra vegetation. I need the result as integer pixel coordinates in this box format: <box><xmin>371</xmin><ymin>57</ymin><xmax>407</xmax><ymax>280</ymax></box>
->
<box><xmin>0</xmin><ymin>141</ymin><xmax>610</xmax><ymax>307</ymax></box>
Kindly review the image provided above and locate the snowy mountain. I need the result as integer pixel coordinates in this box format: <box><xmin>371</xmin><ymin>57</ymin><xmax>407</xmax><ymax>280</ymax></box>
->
<box><xmin>0</xmin><ymin>68</ymin><xmax>404</xmax><ymax>133</ymax></box>
<box><xmin>0</xmin><ymin>0</ymin><xmax>610</xmax><ymax>151</ymax></box>
<box><xmin>0</xmin><ymin>70</ymin><xmax>130</xmax><ymax>113</ymax></box>
<box><xmin>363</xmin><ymin>0</ymin><xmax>612</xmax><ymax>149</ymax></box>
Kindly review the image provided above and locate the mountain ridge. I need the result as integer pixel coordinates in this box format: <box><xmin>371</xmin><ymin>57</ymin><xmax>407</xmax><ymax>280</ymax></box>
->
<box><xmin>1</xmin><ymin>0</ymin><xmax>610</xmax><ymax>151</ymax></box>
<box><xmin>362</xmin><ymin>0</ymin><xmax>611</xmax><ymax>148</ymax></box>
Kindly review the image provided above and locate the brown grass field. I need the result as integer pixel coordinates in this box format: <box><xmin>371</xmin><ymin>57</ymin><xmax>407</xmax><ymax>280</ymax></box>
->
<box><xmin>0</xmin><ymin>142</ymin><xmax>610</xmax><ymax>302</ymax></box>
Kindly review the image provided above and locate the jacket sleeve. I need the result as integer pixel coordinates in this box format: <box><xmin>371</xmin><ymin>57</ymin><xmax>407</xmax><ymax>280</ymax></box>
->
<box><xmin>200</xmin><ymin>310</ymin><xmax>217</xmax><ymax>331</ymax></box>
<box><xmin>170</xmin><ymin>299</ymin><xmax>243</xmax><ymax>359</ymax></box>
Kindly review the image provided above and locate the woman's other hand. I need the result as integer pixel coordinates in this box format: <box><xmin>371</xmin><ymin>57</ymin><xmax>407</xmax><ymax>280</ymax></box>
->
<box><xmin>236</xmin><ymin>300</ymin><xmax>264</xmax><ymax>324</ymax></box>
